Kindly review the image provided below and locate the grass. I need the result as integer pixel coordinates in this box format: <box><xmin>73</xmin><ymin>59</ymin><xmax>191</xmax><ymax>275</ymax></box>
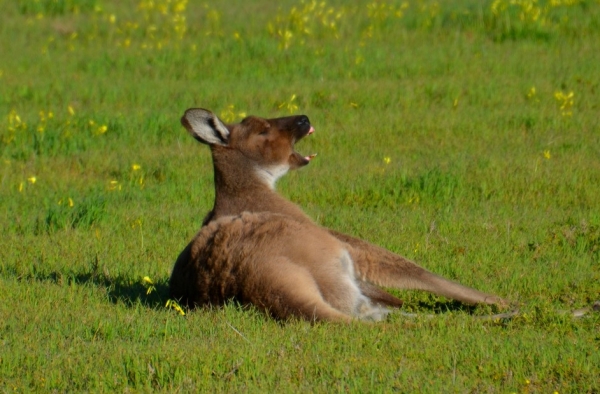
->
<box><xmin>1</xmin><ymin>0</ymin><xmax>599</xmax><ymax>392</ymax></box>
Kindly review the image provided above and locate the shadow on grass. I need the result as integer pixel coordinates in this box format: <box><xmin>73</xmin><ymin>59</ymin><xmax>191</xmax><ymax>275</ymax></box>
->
<box><xmin>414</xmin><ymin>299</ymin><xmax>479</xmax><ymax>314</ymax></box>
<box><xmin>6</xmin><ymin>265</ymin><xmax>496</xmax><ymax>316</ymax></box>
<box><xmin>8</xmin><ymin>265</ymin><xmax>170</xmax><ymax>310</ymax></box>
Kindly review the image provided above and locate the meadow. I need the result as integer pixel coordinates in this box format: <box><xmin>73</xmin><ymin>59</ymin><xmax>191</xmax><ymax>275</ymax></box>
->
<box><xmin>1</xmin><ymin>0</ymin><xmax>599</xmax><ymax>391</ymax></box>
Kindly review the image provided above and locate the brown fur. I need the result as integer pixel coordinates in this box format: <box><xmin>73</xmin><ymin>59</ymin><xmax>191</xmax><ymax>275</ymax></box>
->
<box><xmin>169</xmin><ymin>108</ymin><xmax>506</xmax><ymax>322</ymax></box>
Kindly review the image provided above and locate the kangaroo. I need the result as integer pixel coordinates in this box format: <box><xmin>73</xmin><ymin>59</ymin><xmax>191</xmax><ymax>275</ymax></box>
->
<box><xmin>169</xmin><ymin>108</ymin><xmax>506</xmax><ymax>322</ymax></box>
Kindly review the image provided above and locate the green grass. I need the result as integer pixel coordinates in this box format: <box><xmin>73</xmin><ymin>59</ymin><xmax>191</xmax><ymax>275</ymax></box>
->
<box><xmin>1</xmin><ymin>0</ymin><xmax>599</xmax><ymax>392</ymax></box>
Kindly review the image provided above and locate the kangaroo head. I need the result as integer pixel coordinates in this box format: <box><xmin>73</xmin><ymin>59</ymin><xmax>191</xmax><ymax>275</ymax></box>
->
<box><xmin>181</xmin><ymin>108</ymin><xmax>315</xmax><ymax>189</ymax></box>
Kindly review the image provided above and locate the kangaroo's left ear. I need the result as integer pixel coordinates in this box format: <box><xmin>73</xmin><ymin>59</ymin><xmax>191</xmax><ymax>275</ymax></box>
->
<box><xmin>181</xmin><ymin>108</ymin><xmax>230</xmax><ymax>146</ymax></box>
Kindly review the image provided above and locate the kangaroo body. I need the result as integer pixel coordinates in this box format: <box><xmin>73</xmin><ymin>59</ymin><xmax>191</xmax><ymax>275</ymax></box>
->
<box><xmin>169</xmin><ymin>109</ymin><xmax>505</xmax><ymax>322</ymax></box>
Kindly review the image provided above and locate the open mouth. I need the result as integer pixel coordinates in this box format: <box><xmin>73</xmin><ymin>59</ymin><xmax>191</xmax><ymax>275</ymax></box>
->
<box><xmin>294</xmin><ymin>126</ymin><xmax>317</xmax><ymax>165</ymax></box>
<box><xmin>303</xmin><ymin>126</ymin><xmax>317</xmax><ymax>162</ymax></box>
<box><xmin>303</xmin><ymin>126</ymin><xmax>317</xmax><ymax>164</ymax></box>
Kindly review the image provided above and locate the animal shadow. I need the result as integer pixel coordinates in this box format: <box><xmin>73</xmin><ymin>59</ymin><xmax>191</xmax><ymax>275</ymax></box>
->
<box><xmin>8</xmin><ymin>264</ymin><xmax>170</xmax><ymax>310</ymax></box>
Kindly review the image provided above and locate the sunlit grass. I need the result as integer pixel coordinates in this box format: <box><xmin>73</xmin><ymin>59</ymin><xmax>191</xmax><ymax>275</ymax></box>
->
<box><xmin>1</xmin><ymin>0</ymin><xmax>599</xmax><ymax>392</ymax></box>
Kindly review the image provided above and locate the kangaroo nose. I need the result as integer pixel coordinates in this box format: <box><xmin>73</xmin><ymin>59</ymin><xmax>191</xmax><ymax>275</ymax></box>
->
<box><xmin>297</xmin><ymin>116</ymin><xmax>310</xmax><ymax>127</ymax></box>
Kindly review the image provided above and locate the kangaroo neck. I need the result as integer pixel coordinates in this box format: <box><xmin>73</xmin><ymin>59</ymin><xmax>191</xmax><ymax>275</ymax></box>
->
<box><xmin>209</xmin><ymin>151</ymin><xmax>310</xmax><ymax>224</ymax></box>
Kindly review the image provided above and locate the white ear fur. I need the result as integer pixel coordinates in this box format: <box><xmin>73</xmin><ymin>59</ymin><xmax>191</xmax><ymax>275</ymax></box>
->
<box><xmin>181</xmin><ymin>108</ymin><xmax>230</xmax><ymax>146</ymax></box>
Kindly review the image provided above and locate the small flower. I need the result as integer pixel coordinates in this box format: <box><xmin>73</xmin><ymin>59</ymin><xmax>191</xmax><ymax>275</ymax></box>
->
<box><xmin>383</xmin><ymin>156</ymin><xmax>391</xmax><ymax>165</ymax></box>
<box><xmin>27</xmin><ymin>176</ymin><xmax>37</xmax><ymax>184</ymax></box>
<box><xmin>131</xmin><ymin>218</ymin><xmax>143</xmax><ymax>229</ymax></box>
<box><xmin>526</xmin><ymin>86</ymin><xmax>536</xmax><ymax>100</ymax></box>
<box><xmin>142</xmin><ymin>276</ymin><xmax>156</xmax><ymax>295</ymax></box>
<box><xmin>543</xmin><ymin>150</ymin><xmax>551</xmax><ymax>159</ymax></box>
<box><xmin>166</xmin><ymin>299</ymin><xmax>186</xmax><ymax>316</ymax></box>
<box><xmin>108</xmin><ymin>180</ymin><xmax>121</xmax><ymax>191</ymax></box>
<box><xmin>554</xmin><ymin>90</ymin><xmax>574</xmax><ymax>117</ymax></box>
<box><xmin>132</xmin><ymin>164</ymin><xmax>141</xmax><ymax>171</ymax></box>
<box><xmin>68</xmin><ymin>197</ymin><xmax>74</xmax><ymax>207</ymax></box>
<box><xmin>68</xmin><ymin>105</ymin><xmax>75</xmax><ymax>116</ymax></box>
<box><xmin>97</xmin><ymin>125</ymin><xmax>108</xmax><ymax>134</ymax></box>
<box><xmin>219</xmin><ymin>105</ymin><xmax>247</xmax><ymax>123</ymax></box>
<box><xmin>278</xmin><ymin>94</ymin><xmax>299</xmax><ymax>114</ymax></box>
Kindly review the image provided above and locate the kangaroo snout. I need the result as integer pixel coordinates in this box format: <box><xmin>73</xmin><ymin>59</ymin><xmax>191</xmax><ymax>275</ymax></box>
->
<box><xmin>272</xmin><ymin>114</ymin><xmax>314</xmax><ymax>141</ymax></box>
<box><xmin>296</xmin><ymin>115</ymin><xmax>314</xmax><ymax>136</ymax></box>
<box><xmin>298</xmin><ymin>116</ymin><xmax>316</xmax><ymax>137</ymax></box>
<box><xmin>296</xmin><ymin>115</ymin><xmax>311</xmax><ymax>130</ymax></box>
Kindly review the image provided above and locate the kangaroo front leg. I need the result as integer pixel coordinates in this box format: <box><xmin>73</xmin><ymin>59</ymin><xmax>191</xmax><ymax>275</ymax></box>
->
<box><xmin>328</xmin><ymin>230</ymin><xmax>506</xmax><ymax>306</ymax></box>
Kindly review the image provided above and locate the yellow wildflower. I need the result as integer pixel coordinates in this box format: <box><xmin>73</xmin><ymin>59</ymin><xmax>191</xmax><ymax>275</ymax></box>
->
<box><xmin>166</xmin><ymin>299</ymin><xmax>186</xmax><ymax>316</ymax></box>
<box><xmin>27</xmin><ymin>176</ymin><xmax>37</xmax><ymax>184</ymax></box>
<box><xmin>142</xmin><ymin>276</ymin><xmax>156</xmax><ymax>295</ymax></box>
<box><xmin>554</xmin><ymin>90</ymin><xmax>574</xmax><ymax>117</ymax></box>
<box><xmin>132</xmin><ymin>164</ymin><xmax>141</xmax><ymax>171</ymax></box>
<box><xmin>219</xmin><ymin>105</ymin><xmax>246</xmax><ymax>123</ymax></box>
<box><xmin>543</xmin><ymin>150</ymin><xmax>551</xmax><ymax>159</ymax></box>
<box><xmin>108</xmin><ymin>180</ymin><xmax>121</xmax><ymax>191</ymax></box>
<box><xmin>278</xmin><ymin>94</ymin><xmax>299</xmax><ymax>114</ymax></box>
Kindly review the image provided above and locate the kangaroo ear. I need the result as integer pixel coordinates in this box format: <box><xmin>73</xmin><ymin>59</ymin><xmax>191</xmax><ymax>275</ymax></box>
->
<box><xmin>181</xmin><ymin>108</ymin><xmax>230</xmax><ymax>146</ymax></box>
